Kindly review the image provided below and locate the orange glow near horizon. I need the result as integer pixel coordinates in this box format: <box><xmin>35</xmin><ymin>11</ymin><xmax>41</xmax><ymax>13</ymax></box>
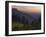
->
<box><xmin>12</xmin><ymin>6</ymin><xmax>41</xmax><ymax>13</ymax></box>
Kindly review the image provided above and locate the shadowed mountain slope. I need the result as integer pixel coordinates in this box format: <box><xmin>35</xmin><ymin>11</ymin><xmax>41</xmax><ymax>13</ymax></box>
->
<box><xmin>12</xmin><ymin>8</ymin><xmax>41</xmax><ymax>25</ymax></box>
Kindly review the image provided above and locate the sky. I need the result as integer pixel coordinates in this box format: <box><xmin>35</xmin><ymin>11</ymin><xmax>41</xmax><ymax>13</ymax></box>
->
<box><xmin>12</xmin><ymin>6</ymin><xmax>41</xmax><ymax>14</ymax></box>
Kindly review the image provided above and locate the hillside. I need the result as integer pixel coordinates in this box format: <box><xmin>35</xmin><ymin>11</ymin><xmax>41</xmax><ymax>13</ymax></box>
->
<box><xmin>12</xmin><ymin>8</ymin><xmax>41</xmax><ymax>31</ymax></box>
